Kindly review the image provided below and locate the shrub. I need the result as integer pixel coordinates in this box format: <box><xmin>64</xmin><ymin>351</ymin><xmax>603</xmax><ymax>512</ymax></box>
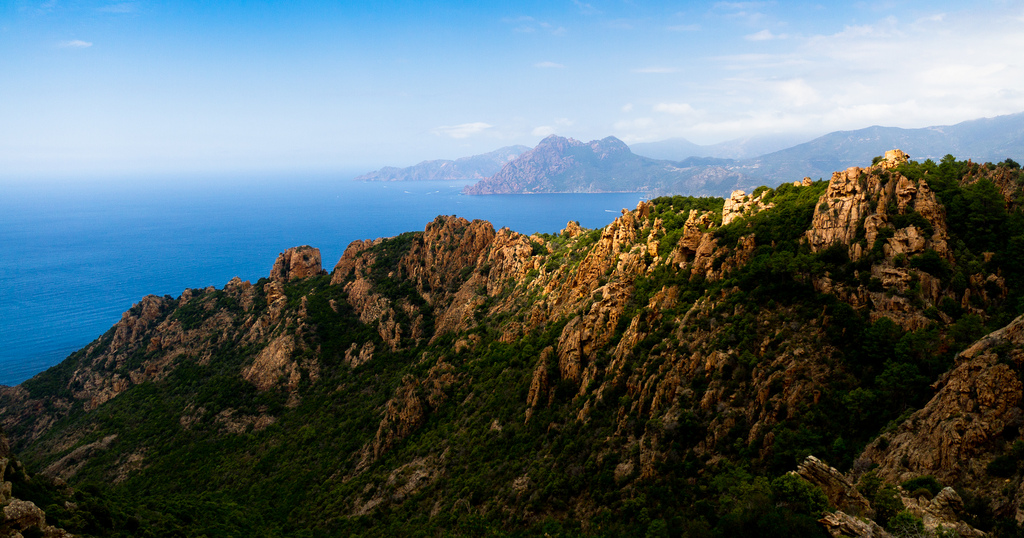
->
<box><xmin>986</xmin><ymin>455</ymin><xmax>1017</xmax><ymax>478</ymax></box>
<box><xmin>901</xmin><ymin>475</ymin><xmax>943</xmax><ymax>497</ymax></box>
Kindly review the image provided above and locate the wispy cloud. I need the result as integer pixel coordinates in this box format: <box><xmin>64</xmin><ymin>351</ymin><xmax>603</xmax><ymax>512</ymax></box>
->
<box><xmin>503</xmin><ymin>16</ymin><xmax>566</xmax><ymax>35</ymax></box>
<box><xmin>634</xmin><ymin>67</ymin><xmax>678</xmax><ymax>74</ymax></box>
<box><xmin>714</xmin><ymin>1</ymin><xmax>770</xmax><ymax>8</ymax></box>
<box><xmin>58</xmin><ymin>40</ymin><xmax>93</xmax><ymax>48</ymax></box>
<box><xmin>535</xmin><ymin>61</ymin><xmax>565</xmax><ymax>69</ymax></box>
<box><xmin>431</xmin><ymin>122</ymin><xmax>493</xmax><ymax>139</ymax></box>
<box><xmin>745</xmin><ymin>29</ymin><xmax>787</xmax><ymax>40</ymax></box>
<box><xmin>711</xmin><ymin>1</ymin><xmax>770</xmax><ymax>24</ymax></box>
<box><xmin>667</xmin><ymin>24</ymin><xmax>701</xmax><ymax>32</ymax></box>
<box><xmin>532</xmin><ymin>118</ymin><xmax>574</xmax><ymax>137</ymax></box>
<box><xmin>654</xmin><ymin>103</ymin><xmax>696</xmax><ymax>115</ymax></box>
<box><xmin>573</xmin><ymin>0</ymin><xmax>600</xmax><ymax>15</ymax></box>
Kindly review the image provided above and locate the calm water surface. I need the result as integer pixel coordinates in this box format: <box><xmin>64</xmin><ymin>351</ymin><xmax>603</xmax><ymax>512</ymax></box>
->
<box><xmin>0</xmin><ymin>174</ymin><xmax>647</xmax><ymax>386</ymax></box>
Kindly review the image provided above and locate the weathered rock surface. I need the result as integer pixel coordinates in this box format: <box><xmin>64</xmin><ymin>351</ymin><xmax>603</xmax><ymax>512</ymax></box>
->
<box><xmin>862</xmin><ymin>314</ymin><xmax>1024</xmax><ymax>522</ymax></box>
<box><xmin>797</xmin><ymin>456</ymin><xmax>872</xmax><ymax>516</ymax></box>
<box><xmin>2</xmin><ymin>149</ymin><xmax>1023</xmax><ymax>534</ymax></box>
<box><xmin>270</xmin><ymin>245</ymin><xmax>326</xmax><ymax>282</ymax></box>
<box><xmin>721</xmin><ymin>188</ymin><xmax>775</xmax><ymax>225</ymax></box>
<box><xmin>0</xmin><ymin>431</ymin><xmax>73</xmax><ymax>538</ymax></box>
<box><xmin>819</xmin><ymin>510</ymin><xmax>890</xmax><ymax>538</ymax></box>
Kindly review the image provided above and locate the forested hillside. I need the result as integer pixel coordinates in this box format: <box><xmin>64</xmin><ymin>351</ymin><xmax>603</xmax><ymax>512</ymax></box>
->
<box><xmin>2</xmin><ymin>150</ymin><xmax>1023</xmax><ymax>537</ymax></box>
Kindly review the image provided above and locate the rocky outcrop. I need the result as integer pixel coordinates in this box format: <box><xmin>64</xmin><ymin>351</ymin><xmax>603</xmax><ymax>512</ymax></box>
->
<box><xmin>819</xmin><ymin>510</ymin><xmax>890</xmax><ymax>537</ymax></box>
<box><xmin>0</xmin><ymin>431</ymin><xmax>73</xmax><ymax>538</ymax></box>
<box><xmin>270</xmin><ymin>246</ymin><xmax>325</xmax><ymax>282</ymax></box>
<box><xmin>901</xmin><ymin>488</ymin><xmax>985</xmax><ymax>537</ymax></box>
<box><xmin>797</xmin><ymin>456</ymin><xmax>872</xmax><ymax>516</ymax></box>
<box><xmin>805</xmin><ymin>150</ymin><xmax>948</xmax><ymax>261</ymax></box>
<box><xmin>525</xmin><ymin>347</ymin><xmax>554</xmax><ymax>422</ymax></box>
<box><xmin>800</xmin><ymin>455</ymin><xmax>985</xmax><ymax>537</ymax></box>
<box><xmin>357</xmin><ymin>359</ymin><xmax>458</xmax><ymax>470</ymax></box>
<box><xmin>721</xmin><ymin>188</ymin><xmax>775</xmax><ymax>225</ymax></box>
<box><xmin>4</xmin><ymin>149</ymin><xmax>1023</xmax><ymax>533</ymax></box>
<box><xmin>862</xmin><ymin>314</ymin><xmax>1024</xmax><ymax>521</ymax></box>
<box><xmin>242</xmin><ymin>335</ymin><xmax>299</xmax><ymax>391</ymax></box>
<box><xmin>331</xmin><ymin>239</ymin><xmax>382</xmax><ymax>284</ymax></box>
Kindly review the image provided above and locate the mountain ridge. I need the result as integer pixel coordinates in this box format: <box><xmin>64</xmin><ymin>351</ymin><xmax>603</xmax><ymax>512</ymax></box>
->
<box><xmin>2</xmin><ymin>151</ymin><xmax>1024</xmax><ymax>536</ymax></box>
<box><xmin>462</xmin><ymin>134</ymin><xmax>747</xmax><ymax>196</ymax></box>
<box><xmin>363</xmin><ymin>112</ymin><xmax>1024</xmax><ymax>197</ymax></box>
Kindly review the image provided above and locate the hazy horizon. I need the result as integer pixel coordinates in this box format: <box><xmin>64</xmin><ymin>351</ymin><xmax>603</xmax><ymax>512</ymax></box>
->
<box><xmin>3</xmin><ymin>0</ymin><xmax>1024</xmax><ymax>179</ymax></box>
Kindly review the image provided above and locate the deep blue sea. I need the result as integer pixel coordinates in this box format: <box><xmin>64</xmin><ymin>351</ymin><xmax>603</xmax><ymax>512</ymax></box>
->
<box><xmin>0</xmin><ymin>174</ymin><xmax>647</xmax><ymax>386</ymax></box>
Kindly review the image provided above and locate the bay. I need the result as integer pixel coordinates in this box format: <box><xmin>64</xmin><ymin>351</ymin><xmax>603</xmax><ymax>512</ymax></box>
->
<box><xmin>0</xmin><ymin>174</ymin><xmax>647</xmax><ymax>386</ymax></box>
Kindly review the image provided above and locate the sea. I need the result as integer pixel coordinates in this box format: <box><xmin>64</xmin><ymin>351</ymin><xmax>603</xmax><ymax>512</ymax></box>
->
<box><xmin>0</xmin><ymin>173</ymin><xmax>647</xmax><ymax>386</ymax></box>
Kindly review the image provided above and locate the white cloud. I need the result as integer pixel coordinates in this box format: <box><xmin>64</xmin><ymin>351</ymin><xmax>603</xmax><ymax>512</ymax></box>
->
<box><xmin>535</xmin><ymin>61</ymin><xmax>565</xmax><ymax>69</ymax></box>
<box><xmin>746</xmin><ymin>29</ymin><xmax>787</xmax><ymax>41</ymax></box>
<box><xmin>58</xmin><ymin>40</ymin><xmax>93</xmax><ymax>48</ymax></box>
<box><xmin>773</xmin><ymin>78</ymin><xmax>819</xmax><ymax>107</ymax></box>
<box><xmin>654</xmin><ymin>103</ymin><xmax>696</xmax><ymax>115</ymax></box>
<box><xmin>504</xmin><ymin>16</ymin><xmax>566</xmax><ymax>35</ymax></box>
<box><xmin>532</xmin><ymin>118</ymin><xmax>574</xmax><ymax>137</ymax></box>
<box><xmin>622</xmin><ymin>103</ymin><xmax>634</xmax><ymax>112</ymax></box>
<box><xmin>634</xmin><ymin>67</ymin><xmax>678</xmax><ymax>74</ymax></box>
<box><xmin>431</xmin><ymin>122</ymin><xmax>493</xmax><ymax>139</ymax></box>
<box><xmin>712</xmin><ymin>1</ymin><xmax>769</xmax><ymax>24</ymax></box>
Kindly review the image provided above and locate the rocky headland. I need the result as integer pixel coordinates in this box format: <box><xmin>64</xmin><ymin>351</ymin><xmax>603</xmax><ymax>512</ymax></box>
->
<box><xmin>1</xmin><ymin>150</ymin><xmax>1023</xmax><ymax>536</ymax></box>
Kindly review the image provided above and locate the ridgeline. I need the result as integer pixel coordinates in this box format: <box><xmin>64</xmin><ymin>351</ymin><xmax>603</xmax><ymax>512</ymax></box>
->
<box><xmin>2</xmin><ymin>151</ymin><xmax>1024</xmax><ymax>537</ymax></box>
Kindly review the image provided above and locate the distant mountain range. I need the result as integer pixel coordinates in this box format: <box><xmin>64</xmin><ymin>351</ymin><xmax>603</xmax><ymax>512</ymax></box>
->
<box><xmin>462</xmin><ymin>135</ymin><xmax>744</xmax><ymax>195</ymax></box>
<box><xmin>737</xmin><ymin>112</ymin><xmax>1024</xmax><ymax>184</ymax></box>
<box><xmin>354</xmin><ymin>145</ymin><xmax>531</xmax><ymax>181</ymax></box>
<box><xmin>359</xmin><ymin>112</ymin><xmax>1024</xmax><ymax>196</ymax></box>
<box><xmin>630</xmin><ymin>133</ymin><xmax>814</xmax><ymax>160</ymax></box>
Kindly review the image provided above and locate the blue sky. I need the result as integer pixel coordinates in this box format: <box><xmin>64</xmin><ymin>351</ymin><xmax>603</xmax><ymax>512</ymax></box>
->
<box><xmin>2</xmin><ymin>0</ymin><xmax>1023</xmax><ymax>178</ymax></box>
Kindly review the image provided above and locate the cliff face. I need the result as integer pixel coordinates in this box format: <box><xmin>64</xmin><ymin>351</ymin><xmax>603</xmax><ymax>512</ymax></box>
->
<box><xmin>2</xmin><ymin>151</ymin><xmax>1023</xmax><ymax>536</ymax></box>
<box><xmin>862</xmin><ymin>314</ymin><xmax>1024</xmax><ymax>521</ymax></box>
<box><xmin>0</xmin><ymin>431</ymin><xmax>74</xmax><ymax>538</ymax></box>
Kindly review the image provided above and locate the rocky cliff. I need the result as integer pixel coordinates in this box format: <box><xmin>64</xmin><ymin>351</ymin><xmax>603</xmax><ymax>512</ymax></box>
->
<box><xmin>1</xmin><ymin>151</ymin><xmax>1023</xmax><ymax>536</ymax></box>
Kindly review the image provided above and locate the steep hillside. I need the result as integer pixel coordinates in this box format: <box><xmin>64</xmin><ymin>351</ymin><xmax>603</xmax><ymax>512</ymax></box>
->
<box><xmin>2</xmin><ymin>151</ymin><xmax>1024</xmax><ymax>536</ymax></box>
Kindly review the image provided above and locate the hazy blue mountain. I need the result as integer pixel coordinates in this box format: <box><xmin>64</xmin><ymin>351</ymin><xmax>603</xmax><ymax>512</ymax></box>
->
<box><xmin>746</xmin><ymin>112</ymin><xmax>1024</xmax><ymax>182</ymax></box>
<box><xmin>355</xmin><ymin>145</ymin><xmax>531</xmax><ymax>181</ymax></box>
<box><xmin>376</xmin><ymin>112</ymin><xmax>1024</xmax><ymax>196</ymax></box>
<box><xmin>627</xmin><ymin>137</ymin><xmax>705</xmax><ymax>160</ymax></box>
<box><xmin>631</xmin><ymin>133</ymin><xmax>816</xmax><ymax>160</ymax></box>
<box><xmin>463</xmin><ymin>135</ymin><xmax>747</xmax><ymax>196</ymax></box>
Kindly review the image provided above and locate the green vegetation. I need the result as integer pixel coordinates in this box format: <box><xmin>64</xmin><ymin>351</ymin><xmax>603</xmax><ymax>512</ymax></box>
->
<box><xmin>7</xmin><ymin>154</ymin><xmax>1024</xmax><ymax>536</ymax></box>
